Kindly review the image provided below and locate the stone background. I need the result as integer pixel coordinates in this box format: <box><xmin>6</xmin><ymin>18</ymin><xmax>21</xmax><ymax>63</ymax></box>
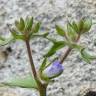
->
<box><xmin>0</xmin><ymin>0</ymin><xmax>96</xmax><ymax>96</ymax></box>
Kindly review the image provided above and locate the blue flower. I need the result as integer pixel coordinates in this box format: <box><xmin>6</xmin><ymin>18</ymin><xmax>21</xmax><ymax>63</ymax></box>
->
<box><xmin>42</xmin><ymin>60</ymin><xmax>64</xmax><ymax>79</ymax></box>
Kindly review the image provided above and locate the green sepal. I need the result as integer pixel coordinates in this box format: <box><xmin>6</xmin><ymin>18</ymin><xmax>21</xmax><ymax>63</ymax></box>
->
<box><xmin>33</xmin><ymin>22</ymin><xmax>41</xmax><ymax>33</ymax></box>
<box><xmin>83</xmin><ymin>19</ymin><xmax>92</xmax><ymax>32</ymax></box>
<box><xmin>20</xmin><ymin>18</ymin><xmax>25</xmax><ymax>31</ymax></box>
<box><xmin>25</xmin><ymin>17</ymin><xmax>33</xmax><ymax>31</ymax></box>
<box><xmin>70</xmin><ymin>21</ymin><xmax>79</xmax><ymax>33</ymax></box>
<box><xmin>67</xmin><ymin>23</ymin><xmax>78</xmax><ymax>41</ymax></box>
<box><xmin>0</xmin><ymin>74</ymin><xmax>38</xmax><ymax>89</ymax></box>
<box><xmin>15</xmin><ymin>20</ymin><xmax>20</xmax><ymax>29</ymax></box>
<box><xmin>28</xmin><ymin>22</ymin><xmax>41</xmax><ymax>38</ymax></box>
<box><xmin>78</xmin><ymin>19</ymin><xmax>84</xmax><ymax>33</ymax></box>
<box><xmin>15</xmin><ymin>18</ymin><xmax>25</xmax><ymax>32</ymax></box>
<box><xmin>76</xmin><ymin>18</ymin><xmax>92</xmax><ymax>34</ymax></box>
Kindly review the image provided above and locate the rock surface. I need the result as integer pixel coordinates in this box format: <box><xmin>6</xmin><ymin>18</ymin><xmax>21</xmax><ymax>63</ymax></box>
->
<box><xmin>0</xmin><ymin>0</ymin><xmax>96</xmax><ymax>96</ymax></box>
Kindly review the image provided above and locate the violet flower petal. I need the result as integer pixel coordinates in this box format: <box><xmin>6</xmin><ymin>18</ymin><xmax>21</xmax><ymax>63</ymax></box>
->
<box><xmin>42</xmin><ymin>60</ymin><xmax>64</xmax><ymax>79</ymax></box>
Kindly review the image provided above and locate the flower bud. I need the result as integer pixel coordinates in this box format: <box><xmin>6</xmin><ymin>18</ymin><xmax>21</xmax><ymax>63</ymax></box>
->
<box><xmin>41</xmin><ymin>60</ymin><xmax>63</xmax><ymax>80</ymax></box>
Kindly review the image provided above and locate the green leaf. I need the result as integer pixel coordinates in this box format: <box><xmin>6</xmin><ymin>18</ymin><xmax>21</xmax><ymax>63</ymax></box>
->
<box><xmin>25</xmin><ymin>17</ymin><xmax>33</xmax><ymax>31</ymax></box>
<box><xmin>44</xmin><ymin>41</ymin><xmax>66</xmax><ymax>57</ymax></box>
<box><xmin>42</xmin><ymin>32</ymin><xmax>49</xmax><ymax>38</ymax></box>
<box><xmin>29</xmin><ymin>32</ymin><xmax>49</xmax><ymax>39</ymax></box>
<box><xmin>34</xmin><ymin>32</ymin><xmax>49</xmax><ymax>38</ymax></box>
<box><xmin>0</xmin><ymin>74</ymin><xmax>38</xmax><ymax>89</ymax></box>
<box><xmin>55</xmin><ymin>25</ymin><xmax>66</xmax><ymax>37</ymax></box>
<box><xmin>46</xmin><ymin>37</ymin><xmax>56</xmax><ymax>43</ymax></box>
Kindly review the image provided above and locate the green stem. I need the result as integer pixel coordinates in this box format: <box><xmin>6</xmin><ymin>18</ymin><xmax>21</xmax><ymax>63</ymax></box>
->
<box><xmin>39</xmin><ymin>84</ymin><xmax>47</xmax><ymax>96</ymax></box>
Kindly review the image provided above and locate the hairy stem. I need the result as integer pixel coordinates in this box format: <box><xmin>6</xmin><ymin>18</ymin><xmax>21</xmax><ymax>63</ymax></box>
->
<box><xmin>25</xmin><ymin>40</ymin><xmax>37</xmax><ymax>80</ymax></box>
<box><xmin>60</xmin><ymin>35</ymin><xmax>80</xmax><ymax>64</ymax></box>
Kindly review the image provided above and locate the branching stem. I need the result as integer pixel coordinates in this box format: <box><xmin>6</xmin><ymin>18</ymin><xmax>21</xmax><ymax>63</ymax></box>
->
<box><xmin>60</xmin><ymin>34</ymin><xmax>80</xmax><ymax>64</ymax></box>
<box><xmin>25</xmin><ymin>39</ymin><xmax>47</xmax><ymax>96</ymax></box>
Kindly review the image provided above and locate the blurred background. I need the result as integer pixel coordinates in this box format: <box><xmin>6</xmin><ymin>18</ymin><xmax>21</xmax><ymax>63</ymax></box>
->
<box><xmin>0</xmin><ymin>0</ymin><xmax>96</xmax><ymax>96</ymax></box>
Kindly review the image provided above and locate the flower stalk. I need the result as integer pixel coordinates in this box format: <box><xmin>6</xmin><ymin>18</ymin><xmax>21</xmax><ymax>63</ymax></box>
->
<box><xmin>25</xmin><ymin>39</ymin><xmax>38</xmax><ymax>80</ymax></box>
<box><xmin>60</xmin><ymin>34</ymin><xmax>80</xmax><ymax>64</ymax></box>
